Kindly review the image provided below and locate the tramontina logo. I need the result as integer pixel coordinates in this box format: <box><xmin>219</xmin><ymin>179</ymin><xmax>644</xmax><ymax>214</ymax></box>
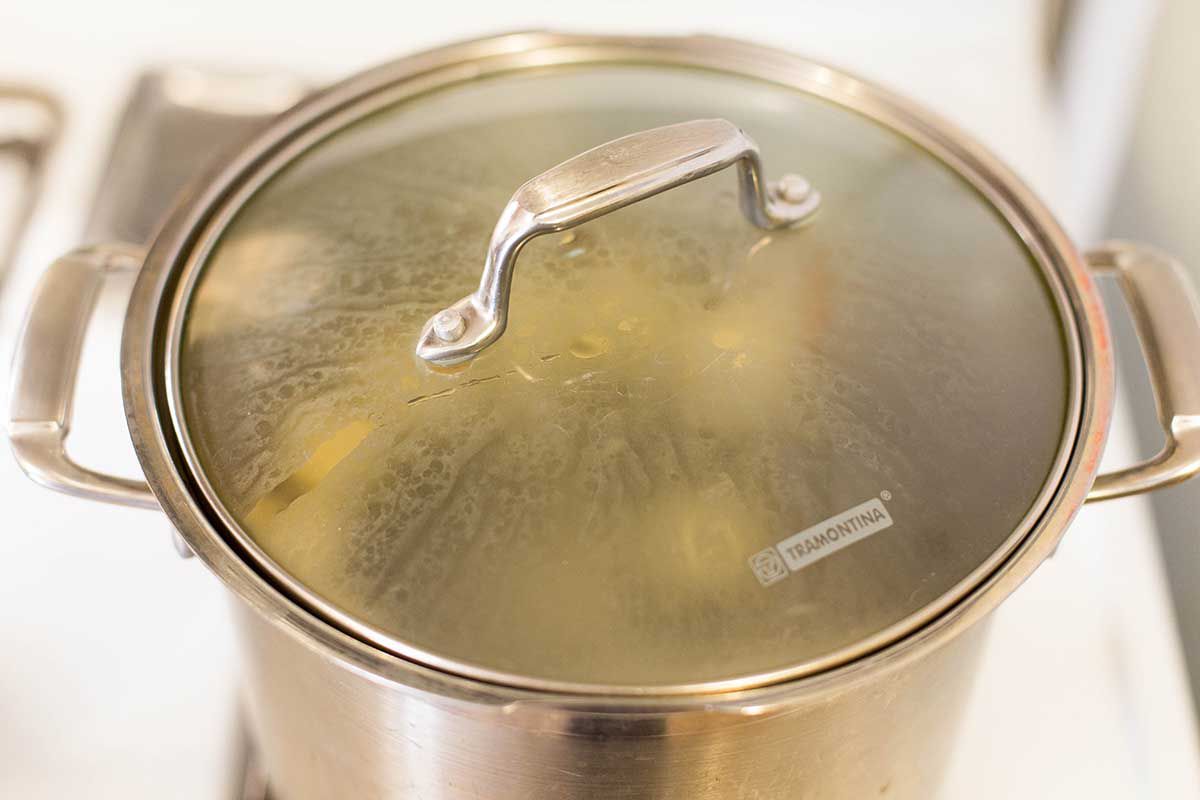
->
<box><xmin>749</xmin><ymin>494</ymin><xmax>894</xmax><ymax>587</ymax></box>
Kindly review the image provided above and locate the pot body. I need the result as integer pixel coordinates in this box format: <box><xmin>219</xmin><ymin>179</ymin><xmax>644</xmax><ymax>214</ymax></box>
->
<box><xmin>234</xmin><ymin>596</ymin><xmax>987</xmax><ymax>800</ymax></box>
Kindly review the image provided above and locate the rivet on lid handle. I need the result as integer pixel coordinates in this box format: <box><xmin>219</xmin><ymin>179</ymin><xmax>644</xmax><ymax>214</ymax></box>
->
<box><xmin>414</xmin><ymin>118</ymin><xmax>821</xmax><ymax>366</ymax></box>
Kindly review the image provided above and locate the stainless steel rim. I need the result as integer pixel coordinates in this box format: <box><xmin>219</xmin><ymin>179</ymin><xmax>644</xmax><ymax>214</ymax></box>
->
<box><xmin>121</xmin><ymin>32</ymin><xmax>1111</xmax><ymax>704</ymax></box>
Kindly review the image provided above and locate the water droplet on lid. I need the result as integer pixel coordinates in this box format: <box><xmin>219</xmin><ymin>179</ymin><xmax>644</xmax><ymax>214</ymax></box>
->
<box><xmin>569</xmin><ymin>334</ymin><xmax>610</xmax><ymax>359</ymax></box>
<box><xmin>711</xmin><ymin>329</ymin><xmax>744</xmax><ymax>350</ymax></box>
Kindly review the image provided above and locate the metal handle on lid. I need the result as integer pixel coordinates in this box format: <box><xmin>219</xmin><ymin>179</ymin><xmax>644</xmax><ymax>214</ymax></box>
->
<box><xmin>415</xmin><ymin>118</ymin><xmax>820</xmax><ymax>365</ymax></box>
<box><xmin>8</xmin><ymin>243</ymin><xmax>158</xmax><ymax>508</ymax></box>
<box><xmin>1086</xmin><ymin>241</ymin><xmax>1200</xmax><ymax>502</ymax></box>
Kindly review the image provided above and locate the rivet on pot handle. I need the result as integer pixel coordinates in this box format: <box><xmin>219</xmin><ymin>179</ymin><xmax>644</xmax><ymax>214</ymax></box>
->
<box><xmin>1087</xmin><ymin>241</ymin><xmax>1200</xmax><ymax>502</ymax></box>
<box><xmin>415</xmin><ymin>118</ymin><xmax>820</xmax><ymax>365</ymax></box>
<box><xmin>8</xmin><ymin>243</ymin><xmax>158</xmax><ymax>509</ymax></box>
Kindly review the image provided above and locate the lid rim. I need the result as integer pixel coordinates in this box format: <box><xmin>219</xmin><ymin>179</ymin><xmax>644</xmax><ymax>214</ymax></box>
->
<box><xmin>127</xmin><ymin>32</ymin><xmax>1101</xmax><ymax>698</ymax></box>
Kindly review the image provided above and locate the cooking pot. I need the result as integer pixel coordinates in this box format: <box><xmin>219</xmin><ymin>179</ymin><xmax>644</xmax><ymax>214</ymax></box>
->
<box><xmin>9</xmin><ymin>32</ymin><xmax>1200</xmax><ymax>800</ymax></box>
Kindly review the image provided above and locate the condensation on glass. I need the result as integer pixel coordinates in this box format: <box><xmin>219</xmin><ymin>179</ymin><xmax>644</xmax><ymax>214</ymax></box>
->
<box><xmin>179</xmin><ymin>66</ymin><xmax>1069</xmax><ymax>689</ymax></box>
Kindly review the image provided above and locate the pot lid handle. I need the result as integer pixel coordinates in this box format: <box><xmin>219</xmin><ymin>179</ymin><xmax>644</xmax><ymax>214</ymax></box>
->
<box><xmin>414</xmin><ymin>118</ymin><xmax>820</xmax><ymax>365</ymax></box>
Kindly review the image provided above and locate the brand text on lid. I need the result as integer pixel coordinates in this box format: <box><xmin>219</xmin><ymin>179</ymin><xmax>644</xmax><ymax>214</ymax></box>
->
<box><xmin>749</xmin><ymin>497</ymin><xmax>894</xmax><ymax>586</ymax></box>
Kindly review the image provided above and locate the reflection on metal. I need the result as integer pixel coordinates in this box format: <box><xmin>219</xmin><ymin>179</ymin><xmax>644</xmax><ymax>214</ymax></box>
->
<box><xmin>229</xmin><ymin>710</ymin><xmax>271</xmax><ymax>800</ymax></box>
<box><xmin>0</xmin><ymin>85</ymin><xmax>61</xmax><ymax>298</ymax></box>
<box><xmin>86</xmin><ymin>67</ymin><xmax>310</xmax><ymax>245</ymax></box>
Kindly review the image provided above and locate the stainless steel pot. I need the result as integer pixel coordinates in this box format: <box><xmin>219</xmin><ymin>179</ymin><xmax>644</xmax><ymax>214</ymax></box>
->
<box><xmin>9</xmin><ymin>33</ymin><xmax>1200</xmax><ymax>800</ymax></box>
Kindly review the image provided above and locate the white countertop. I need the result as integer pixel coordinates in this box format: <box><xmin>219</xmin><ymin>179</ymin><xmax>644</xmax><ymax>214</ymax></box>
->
<box><xmin>1</xmin><ymin>2</ymin><xmax>1198</xmax><ymax>798</ymax></box>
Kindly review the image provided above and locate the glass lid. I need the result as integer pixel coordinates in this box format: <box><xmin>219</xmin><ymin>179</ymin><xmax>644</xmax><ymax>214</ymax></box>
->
<box><xmin>176</xmin><ymin>63</ymin><xmax>1072</xmax><ymax>692</ymax></box>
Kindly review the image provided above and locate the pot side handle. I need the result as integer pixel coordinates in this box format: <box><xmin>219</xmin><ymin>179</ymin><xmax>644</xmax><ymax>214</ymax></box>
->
<box><xmin>414</xmin><ymin>118</ymin><xmax>820</xmax><ymax>366</ymax></box>
<box><xmin>1087</xmin><ymin>241</ymin><xmax>1200</xmax><ymax>502</ymax></box>
<box><xmin>7</xmin><ymin>243</ymin><xmax>158</xmax><ymax>509</ymax></box>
